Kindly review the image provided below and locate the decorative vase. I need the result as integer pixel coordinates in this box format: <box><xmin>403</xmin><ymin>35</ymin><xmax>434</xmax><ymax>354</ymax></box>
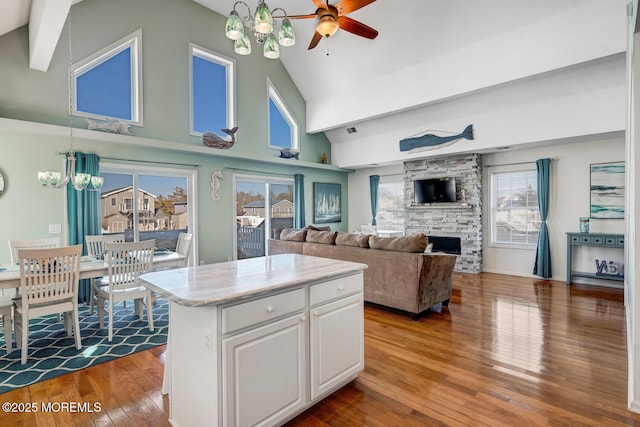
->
<box><xmin>579</xmin><ymin>217</ymin><xmax>590</xmax><ymax>233</ymax></box>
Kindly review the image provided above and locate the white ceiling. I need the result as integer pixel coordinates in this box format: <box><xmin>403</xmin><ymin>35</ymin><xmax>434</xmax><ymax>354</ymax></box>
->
<box><xmin>0</xmin><ymin>0</ymin><xmax>629</xmax><ymax>167</ymax></box>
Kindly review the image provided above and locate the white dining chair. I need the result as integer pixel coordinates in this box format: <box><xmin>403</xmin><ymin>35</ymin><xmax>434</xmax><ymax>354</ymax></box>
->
<box><xmin>85</xmin><ymin>233</ymin><xmax>125</xmax><ymax>315</ymax></box>
<box><xmin>175</xmin><ymin>232</ymin><xmax>193</xmax><ymax>267</ymax></box>
<box><xmin>9</xmin><ymin>237</ymin><xmax>60</xmax><ymax>265</ymax></box>
<box><xmin>0</xmin><ymin>290</ymin><xmax>13</xmax><ymax>353</ymax></box>
<box><xmin>95</xmin><ymin>239</ymin><xmax>155</xmax><ymax>342</ymax></box>
<box><xmin>14</xmin><ymin>245</ymin><xmax>83</xmax><ymax>364</ymax></box>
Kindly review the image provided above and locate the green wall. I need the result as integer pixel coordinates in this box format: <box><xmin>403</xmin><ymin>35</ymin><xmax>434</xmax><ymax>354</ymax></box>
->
<box><xmin>0</xmin><ymin>0</ymin><xmax>348</xmax><ymax>265</ymax></box>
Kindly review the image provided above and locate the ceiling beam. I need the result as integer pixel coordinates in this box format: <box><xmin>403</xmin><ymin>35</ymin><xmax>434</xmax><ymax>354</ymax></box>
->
<box><xmin>29</xmin><ymin>0</ymin><xmax>72</xmax><ymax>72</ymax></box>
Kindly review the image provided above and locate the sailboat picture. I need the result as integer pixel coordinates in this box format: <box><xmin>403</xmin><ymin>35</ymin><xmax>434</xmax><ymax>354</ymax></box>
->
<box><xmin>314</xmin><ymin>182</ymin><xmax>342</xmax><ymax>224</ymax></box>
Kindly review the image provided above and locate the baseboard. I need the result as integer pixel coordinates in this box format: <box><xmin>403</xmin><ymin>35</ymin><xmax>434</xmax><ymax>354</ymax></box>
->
<box><xmin>481</xmin><ymin>268</ymin><xmax>538</xmax><ymax>279</ymax></box>
<box><xmin>628</xmin><ymin>399</ymin><xmax>640</xmax><ymax>414</ymax></box>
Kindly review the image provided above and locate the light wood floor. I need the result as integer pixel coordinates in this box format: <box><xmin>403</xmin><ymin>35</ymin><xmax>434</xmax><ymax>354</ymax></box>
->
<box><xmin>2</xmin><ymin>272</ymin><xmax>639</xmax><ymax>426</ymax></box>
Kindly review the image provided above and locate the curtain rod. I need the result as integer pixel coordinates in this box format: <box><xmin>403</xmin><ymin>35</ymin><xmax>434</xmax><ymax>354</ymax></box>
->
<box><xmin>225</xmin><ymin>167</ymin><xmax>295</xmax><ymax>177</ymax></box>
<box><xmin>100</xmin><ymin>157</ymin><xmax>200</xmax><ymax>168</ymax></box>
<box><xmin>485</xmin><ymin>159</ymin><xmax>555</xmax><ymax>168</ymax></box>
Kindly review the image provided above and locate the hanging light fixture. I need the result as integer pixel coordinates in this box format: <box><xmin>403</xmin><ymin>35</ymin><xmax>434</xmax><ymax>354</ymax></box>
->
<box><xmin>225</xmin><ymin>1</ymin><xmax>295</xmax><ymax>59</ymax></box>
<box><xmin>38</xmin><ymin>10</ymin><xmax>103</xmax><ymax>192</ymax></box>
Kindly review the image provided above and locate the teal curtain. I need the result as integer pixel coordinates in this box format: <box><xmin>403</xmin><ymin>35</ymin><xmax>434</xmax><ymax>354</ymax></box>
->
<box><xmin>533</xmin><ymin>158</ymin><xmax>551</xmax><ymax>278</ymax></box>
<box><xmin>294</xmin><ymin>174</ymin><xmax>305</xmax><ymax>228</ymax></box>
<box><xmin>369</xmin><ymin>175</ymin><xmax>380</xmax><ymax>226</ymax></box>
<box><xmin>67</xmin><ymin>152</ymin><xmax>101</xmax><ymax>302</ymax></box>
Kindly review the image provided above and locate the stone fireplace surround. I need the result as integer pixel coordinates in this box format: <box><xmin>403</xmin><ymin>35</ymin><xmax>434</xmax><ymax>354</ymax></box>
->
<box><xmin>404</xmin><ymin>154</ymin><xmax>482</xmax><ymax>274</ymax></box>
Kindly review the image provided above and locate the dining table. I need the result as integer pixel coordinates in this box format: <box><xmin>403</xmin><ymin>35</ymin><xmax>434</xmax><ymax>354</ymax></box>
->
<box><xmin>0</xmin><ymin>251</ymin><xmax>185</xmax><ymax>291</ymax></box>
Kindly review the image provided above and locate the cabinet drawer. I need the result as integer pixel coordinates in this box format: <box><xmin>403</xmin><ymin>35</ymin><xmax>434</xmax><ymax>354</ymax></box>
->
<box><xmin>592</xmin><ymin>236</ymin><xmax>604</xmax><ymax>245</ymax></box>
<box><xmin>605</xmin><ymin>236</ymin><xmax>617</xmax><ymax>245</ymax></box>
<box><xmin>310</xmin><ymin>274</ymin><xmax>362</xmax><ymax>307</ymax></box>
<box><xmin>580</xmin><ymin>236</ymin><xmax>592</xmax><ymax>244</ymax></box>
<box><xmin>570</xmin><ymin>235</ymin><xmax>581</xmax><ymax>243</ymax></box>
<box><xmin>222</xmin><ymin>288</ymin><xmax>305</xmax><ymax>334</ymax></box>
<box><xmin>617</xmin><ymin>237</ymin><xmax>625</xmax><ymax>246</ymax></box>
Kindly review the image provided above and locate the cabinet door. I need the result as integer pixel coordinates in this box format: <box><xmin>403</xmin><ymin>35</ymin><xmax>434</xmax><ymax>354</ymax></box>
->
<box><xmin>310</xmin><ymin>292</ymin><xmax>364</xmax><ymax>400</ymax></box>
<box><xmin>222</xmin><ymin>314</ymin><xmax>306</xmax><ymax>427</ymax></box>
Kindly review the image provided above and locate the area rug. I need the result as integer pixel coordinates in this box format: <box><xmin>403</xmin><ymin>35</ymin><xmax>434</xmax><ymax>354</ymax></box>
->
<box><xmin>0</xmin><ymin>299</ymin><xmax>168</xmax><ymax>394</ymax></box>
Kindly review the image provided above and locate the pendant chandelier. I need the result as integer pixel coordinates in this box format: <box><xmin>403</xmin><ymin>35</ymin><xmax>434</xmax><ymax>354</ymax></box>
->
<box><xmin>37</xmin><ymin>10</ymin><xmax>103</xmax><ymax>192</ymax></box>
<box><xmin>225</xmin><ymin>1</ymin><xmax>295</xmax><ymax>59</ymax></box>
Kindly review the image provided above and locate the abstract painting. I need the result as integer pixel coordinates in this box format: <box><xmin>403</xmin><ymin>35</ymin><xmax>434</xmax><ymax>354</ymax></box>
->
<box><xmin>313</xmin><ymin>182</ymin><xmax>341</xmax><ymax>224</ymax></box>
<box><xmin>590</xmin><ymin>161</ymin><xmax>625</xmax><ymax>219</ymax></box>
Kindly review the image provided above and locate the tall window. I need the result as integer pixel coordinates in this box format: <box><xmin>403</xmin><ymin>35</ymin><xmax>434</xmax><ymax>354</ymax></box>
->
<box><xmin>376</xmin><ymin>179</ymin><xmax>405</xmax><ymax>231</ymax></box>
<box><xmin>190</xmin><ymin>44</ymin><xmax>235</xmax><ymax>135</ymax></box>
<box><xmin>72</xmin><ymin>29</ymin><xmax>143</xmax><ymax>125</ymax></box>
<box><xmin>267</xmin><ymin>78</ymin><xmax>299</xmax><ymax>152</ymax></box>
<box><xmin>490</xmin><ymin>167</ymin><xmax>540</xmax><ymax>246</ymax></box>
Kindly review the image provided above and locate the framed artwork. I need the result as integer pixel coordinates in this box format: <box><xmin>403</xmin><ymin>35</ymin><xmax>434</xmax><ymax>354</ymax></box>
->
<box><xmin>313</xmin><ymin>182</ymin><xmax>342</xmax><ymax>224</ymax></box>
<box><xmin>590</xmin><ymin>161</ymin><xmax>625</xmax><ymax>219</ymax></box>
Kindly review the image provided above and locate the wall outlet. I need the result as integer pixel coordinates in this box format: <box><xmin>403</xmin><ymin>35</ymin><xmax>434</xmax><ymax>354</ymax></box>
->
<box><xmin>49</xmin><ymin>224</ymin><xmax>61</xmax><ymax>234</ymax></box>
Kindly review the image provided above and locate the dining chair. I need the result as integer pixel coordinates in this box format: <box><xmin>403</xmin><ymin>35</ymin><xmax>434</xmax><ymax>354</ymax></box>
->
<box><xmin>175</xmin><ymin>232</ymin><xmax>193</xmax><ymax>267</ymax></box>
<box><xmin>0</xmin><ymin>290</ymin><xmax>13</xmax><ymax>353</ymax></box>
<box><xmin>14</xmin><ymin>245</ymin><xmax>83</xmax><ymax>364</ymax></box>
<box><xmin>9</xmin><ymin>237</ymin><xmax>60</xmax><ymax>265</ymax></box>
<box><xmin>95</xmin><ymin>239</ymin><xmax>156</xmax><ymax>342</ymax></box>
<box><xmin>85</xmin><ymin>233</ymin><xmax>125</xmax><ymax>315</ymax></box>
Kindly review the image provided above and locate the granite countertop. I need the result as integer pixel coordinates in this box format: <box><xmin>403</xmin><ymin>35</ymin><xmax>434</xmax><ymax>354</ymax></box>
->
<box><xmin>139</xmin><ymin>254</ymin><xmax>367</xmax><ymax>307</ymax></box>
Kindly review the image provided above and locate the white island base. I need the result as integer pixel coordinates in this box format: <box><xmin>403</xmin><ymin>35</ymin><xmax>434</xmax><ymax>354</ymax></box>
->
<box><xmin>140</xmin><ymin>254</ymin><xmax>367</xmax><ymax>427</ymax></box>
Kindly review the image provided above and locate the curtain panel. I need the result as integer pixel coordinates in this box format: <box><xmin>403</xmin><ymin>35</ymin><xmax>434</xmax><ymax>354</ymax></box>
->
<box><xmin>294</xmin><ymin>174</ymin><xmax>305</xmax><ymax>228</ymax></box>
<box><xmin>533</xmin><ymin>158</ymin><xmax>551</xmax><ymax>278</ymax></box>
<box><xmin>369</xmin><ymin>175</ymin><xmax>380</xmax><ymax>226</ymax></box>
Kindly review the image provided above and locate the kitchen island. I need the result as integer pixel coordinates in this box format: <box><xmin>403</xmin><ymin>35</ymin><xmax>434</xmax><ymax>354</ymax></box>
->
<box><xmin>139</xmin><ymin>254</ymin><xmax>367</xmax><ymax>427</ymax></box>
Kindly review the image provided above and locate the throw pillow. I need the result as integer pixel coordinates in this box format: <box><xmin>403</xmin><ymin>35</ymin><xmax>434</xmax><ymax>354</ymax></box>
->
<box><xmin>280</xmin><ymin>228</ymin><xmax>307</xmax><ymax>242</ymax></box>
<box><xmin>335</xmin><ymin>232</ymin><xmax>370</xmax><ymax>248</ymax></box>
<box><xmin>305</xmin><ymin>225</ymin><xmax>332</xmax><ymax>232</ymax></box>
<box><xmin>272</xmin><ymin>226</ymin><xmax>286</xmax><ymax>239</ymax></box>
<box><xmin>369</xmin><ymin>233</ymin><xmax>428</xmax><ymax>253</ymax></box>
<box><xmin>306</xmin><ymin>229</ymin><xmax>338</xmax><ymax>245</ymax></box>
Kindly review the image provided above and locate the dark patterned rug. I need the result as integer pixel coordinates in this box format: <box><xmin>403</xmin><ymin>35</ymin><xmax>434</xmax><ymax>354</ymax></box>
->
<box><xmin>0</xmin><ymin>299</ymin><xmax>168</xmax><ymax>394</ymax></box>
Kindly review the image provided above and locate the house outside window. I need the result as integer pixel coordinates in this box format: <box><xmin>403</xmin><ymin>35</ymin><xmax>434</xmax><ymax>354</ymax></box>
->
<box><xmin>490</xmin><ymin>167</ymin><xmax>540</xmax><ymax>247</ymax></box>
<box><xmin>376</xmin><ymin>179</ymin><xmax>405</xmax><ymax>231</ymax></box>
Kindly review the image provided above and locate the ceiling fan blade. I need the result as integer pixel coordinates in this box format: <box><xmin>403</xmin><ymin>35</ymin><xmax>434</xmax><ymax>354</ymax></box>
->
<box><xmin>336</xmin><ymin>0</ymin><xmax>376</xmax><ymax>15</ymax></box>
<box><xmin>308</xmin><ymin>31</ymin><xmax>323</xmax><ymax>50</ymax></box>
<box><xmin>312</xmin><ymin>0</ymin><xmax>327</xmax><ymax>8</ymax></box>
<box><xmin>286</xmin><ymin>14</ymin><xmax>318</xmax><ymax>19</ymax></box>
<box><xmin>337</xmin><ymin>16</ymin><xmax>378</xmax><ymax>39</ymax></box>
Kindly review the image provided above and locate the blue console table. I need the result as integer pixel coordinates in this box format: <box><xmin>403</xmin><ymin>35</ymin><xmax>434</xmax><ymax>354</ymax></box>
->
<box><xmin>566</xmin><ymin>232</ymin><xmax>624</xmax><ymax>285</ymax></box>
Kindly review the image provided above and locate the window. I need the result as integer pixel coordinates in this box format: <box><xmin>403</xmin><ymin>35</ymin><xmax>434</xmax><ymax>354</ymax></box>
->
<box><xmin>190</xmin><ymin>44</ymin><xmax>235</xmax><ymax>135</ymax></box>
<box><xmin>490</xmin><ymin>167</ymin><xmax>540</xmax><ymax>246</ymax></box>
<box><xmin>267</xmin><ymin>78</ymin><xmax>299</xmax><ymax>152</ymax></box>
<box><xmin>376</xmin><ymin>179</ymin><xmax>405</xmax><ymax>231</ymax></box>
<box><xmin>72</xmin><ymin>29</ymin><xmax>143</xmax><ymax>125</ymax></box>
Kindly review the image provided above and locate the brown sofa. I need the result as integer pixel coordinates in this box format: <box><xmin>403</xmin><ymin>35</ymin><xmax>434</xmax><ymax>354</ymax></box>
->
<box><xmin>269</xmin><ymin>228</ymin><xmax>456</xmax><ymax>320</ymax></box>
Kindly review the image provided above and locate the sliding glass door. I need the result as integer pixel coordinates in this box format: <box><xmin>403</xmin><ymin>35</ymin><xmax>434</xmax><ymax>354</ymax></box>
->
<box><xmin>234</xmin><ymin>175</ymin><xmax>294</xmax><ymax>260</ymax></box>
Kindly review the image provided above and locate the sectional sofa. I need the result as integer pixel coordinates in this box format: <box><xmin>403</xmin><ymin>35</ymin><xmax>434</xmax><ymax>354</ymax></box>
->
<box><xmin>268</xmin><ymin>228</ymin><xmax>457</xmax><ymax>320</ymax></box>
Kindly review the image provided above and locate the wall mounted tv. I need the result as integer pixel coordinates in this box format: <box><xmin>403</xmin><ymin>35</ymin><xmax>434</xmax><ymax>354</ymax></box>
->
<box><xmin>414</xmin><ymin>177</ymin><xmax>456</xmax><ymax>203</ymax></box>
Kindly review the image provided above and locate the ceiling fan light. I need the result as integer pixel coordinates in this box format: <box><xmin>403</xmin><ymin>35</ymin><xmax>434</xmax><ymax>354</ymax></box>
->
<box><xmin>278</xmin><ymin>18</ymin><xmax>295</xmax><ymax>47</ymax></box>
<box><xmin>234</xmin><ymin>33</ymin><xmax>252</xmax><ymax>55</ymax></box>
<box><xmin>316</xmin><ymin>16</ymin><xmax>339</xmax><ymax>38</ymax></box>
<box><xmin>263</xmin><ymin>34</ymin><xmax>279</xmax><ymax>59</ymax></box>
<box><xmin>225</xmin><ymin>11</ymin><xmax>244</xmax><ymax>40</ymax></box>
<box><xmin>254</xmin><ymin>1</ymin><xmax>273</xmax><ymax>34</ymax></box>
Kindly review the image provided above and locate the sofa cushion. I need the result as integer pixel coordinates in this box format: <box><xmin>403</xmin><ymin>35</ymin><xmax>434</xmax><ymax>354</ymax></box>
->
<box><xmin>280</xmin><ymin>228</ymin><xmax>307</xmax><ymax>242</ymax></box>
<box><xmin>335</xmin><ymin>232</ymin><xmax>370</xmax><ymax>248</ymax></box>
<box><xmin>306</xmin><ymin>229</ymin><xmax>337</xmax><ymax>245</ymax></box>
<box><xmin>369</xmin><ymin>233</ymin><xmax>428</xmax><ymax>253</ymax></box>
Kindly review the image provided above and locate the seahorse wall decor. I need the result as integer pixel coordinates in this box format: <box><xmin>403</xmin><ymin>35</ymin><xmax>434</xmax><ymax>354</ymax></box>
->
<box><xmin>211</xmin><ymin>170</ymin><xmax>224</xmax><ymax>202</ymax></box>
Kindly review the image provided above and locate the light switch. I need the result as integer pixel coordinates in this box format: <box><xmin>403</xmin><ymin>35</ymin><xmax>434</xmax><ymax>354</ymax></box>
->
<box><xmin>49</xmin><ymin>224</ymin><xmax>61</xmax><ymax>234</ymax></box>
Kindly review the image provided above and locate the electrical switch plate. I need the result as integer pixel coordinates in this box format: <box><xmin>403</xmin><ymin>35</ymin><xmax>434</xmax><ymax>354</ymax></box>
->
<box><xmin>49</xmin><ymin>224</ymin><xmax>61</xmax><ymax>234</ymax></box>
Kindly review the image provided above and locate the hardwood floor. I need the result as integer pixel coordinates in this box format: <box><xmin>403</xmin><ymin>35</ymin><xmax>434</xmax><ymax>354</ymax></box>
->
<box><xmin>2</xmin><ymin>272</ymin><xmax>639</xmax><ymax>426</ymax></box>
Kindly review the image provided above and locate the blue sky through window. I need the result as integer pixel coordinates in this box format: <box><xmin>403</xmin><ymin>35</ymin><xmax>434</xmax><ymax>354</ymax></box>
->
<box><xmin>76</xmin><ymin>48</ymin><xmax>132</xmax><ymax>120</ymax></box>
<box><xmin>269</xmin><ymin>98</ymin><xmax>292</xmax><ymax>150</ymax></box>
<box><xmin>192</xmin><ymin>55</ymin><xmax>227</xmax><ymax>135</ymax></box>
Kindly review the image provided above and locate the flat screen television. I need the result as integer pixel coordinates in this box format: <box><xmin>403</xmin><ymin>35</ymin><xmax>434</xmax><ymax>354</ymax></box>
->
<box><xmin>414</xmin><ymin>177</ymin><xmax>456</xmax><ymax>203</ymax></box>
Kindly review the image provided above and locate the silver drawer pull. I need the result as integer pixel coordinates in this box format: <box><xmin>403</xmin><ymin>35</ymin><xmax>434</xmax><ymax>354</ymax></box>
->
<box><xmin>338</xmin><ymin>286</ymin><xmax>344</xmax><ymax>291</ymax></box>
<box><xmin>300</xmin><ymin>316</ymin><xmax>306</xmax><ymax>322</ymax></box>
<box><xmin>266</xmin><ymin>306</ymin><xmax>274</xmax><ymax>313</ymax></box>
<box><xmin>314</xmin><ymin>311</ymin><xmax>319</xmax><ymax>316</ymax></box>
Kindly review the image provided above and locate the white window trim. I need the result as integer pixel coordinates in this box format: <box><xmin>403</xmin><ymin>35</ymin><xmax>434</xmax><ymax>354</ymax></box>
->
<box><xmin>267</xmin><ymin>77</ymin><xmax>299</xmax><ymax>153</ymax></box>
<box><xmin>189</xmin><ymin>43</ymin><xmax>236</xmax><ymax>136</ymax></box>
<box><xmin>71</xmin><ymin>29</ymin><xmax>143</xmax><ymax>126</ymax></box>
<box><xmin>488</xmin><ymin>163</ymin><xmax>539</xmax><ymax>250</ymax></box>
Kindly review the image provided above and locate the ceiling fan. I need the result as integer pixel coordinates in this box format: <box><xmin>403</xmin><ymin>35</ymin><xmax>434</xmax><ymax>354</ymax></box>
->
<box><xmin>286</xmin><ymin>0</ymin><xmax>378</xmax><ymax>50</ymax></box>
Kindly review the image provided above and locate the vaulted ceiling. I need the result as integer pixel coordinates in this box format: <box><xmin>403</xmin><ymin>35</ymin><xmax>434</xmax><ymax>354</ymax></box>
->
<box><xmin>0</xmin><ymin>0</ymin><xmax>629</xmax><ymax>167</ymax></box>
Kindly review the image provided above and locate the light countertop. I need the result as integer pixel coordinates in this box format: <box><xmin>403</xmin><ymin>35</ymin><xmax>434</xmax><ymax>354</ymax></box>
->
<box><xmin>139</xmin><ymin>254</ymin><xmax>367</xmax><ymax>307</ymax></box>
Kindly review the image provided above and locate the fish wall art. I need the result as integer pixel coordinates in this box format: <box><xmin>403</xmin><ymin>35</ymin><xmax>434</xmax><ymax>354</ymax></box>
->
<box><xmin>399</xmin><ymin>125</ymin><xmax>473</xmax><ymax>152</ymax></box>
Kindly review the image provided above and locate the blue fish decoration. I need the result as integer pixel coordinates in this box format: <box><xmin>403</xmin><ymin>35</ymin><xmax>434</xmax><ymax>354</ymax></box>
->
<box><xmin>278</xmin><ymin>148</ymin><xmax>299</xmax><ymax>159</ymax></box>
<box><xmin>399</xmin><ymin>125</ymin><xmax>474</xmax><ymax>152</ymax></box>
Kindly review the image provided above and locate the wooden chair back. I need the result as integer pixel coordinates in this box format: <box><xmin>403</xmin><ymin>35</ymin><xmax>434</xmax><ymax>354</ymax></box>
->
<box><xmin>18</xmin><ymin>245</ymin><xmax>82</xmax><ymax>306</ymax></box>
<box><xmin>9</xmin><ymin>237</ymin><xmax>60</xmax><ymax>265</ymax></box>
<box><xmin>85</xmin><ymin>234</ymin><xmax>125</xmax><ymax>258</ymax></box>
<box><xmin>106</xmin><ymin>240</ymin><xmax>155</xmax><ymax>291</ymax></box>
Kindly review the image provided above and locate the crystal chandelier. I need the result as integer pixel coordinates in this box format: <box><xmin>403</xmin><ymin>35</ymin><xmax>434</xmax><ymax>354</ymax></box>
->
<box><xmin>37</xmin><ymin>11</ymin><xmax>103</xmax><ymax>192</ymax></box>
<box><xmin>225</xmin><ymin>1</ymin><xmax>295</xmax><ymax>59</ymax></box>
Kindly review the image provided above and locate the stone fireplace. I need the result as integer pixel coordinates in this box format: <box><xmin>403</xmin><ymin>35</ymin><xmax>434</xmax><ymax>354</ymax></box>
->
<box><xmin>404</xmin><ymin>154</ymin><xmax>482</xmax><ymax>273</ymax></box>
